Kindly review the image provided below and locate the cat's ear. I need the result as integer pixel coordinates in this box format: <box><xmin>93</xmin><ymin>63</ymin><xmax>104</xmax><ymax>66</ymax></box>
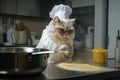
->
<box><xmin>70</xmin><ymin>18</ymin><xmax>76</xmax><ymax>23</ymax></box>
<box><xmin>70</xmin><ymin>18</ymin><xmax>76</xmax><ymax>24</ymax></box>
<box><xmin>53</xmin><ymin>16</ymin><xmax>61</xmax><ymax>24</ymax></box>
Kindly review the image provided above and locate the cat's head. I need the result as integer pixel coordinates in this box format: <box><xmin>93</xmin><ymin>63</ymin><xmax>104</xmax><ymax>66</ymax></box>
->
<box><xmin>47</xmin><ymin>16</ymin><xmax>76</xmax><ymax>43</ymax></box>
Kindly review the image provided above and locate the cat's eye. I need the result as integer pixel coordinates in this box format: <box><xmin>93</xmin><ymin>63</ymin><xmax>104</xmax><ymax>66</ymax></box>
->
<box><xmin>55</xmin><ymin>28</ymin><xmax>74</xmax><ymax>35</ymax></box>
<box><xmin>56</xmin><ymin>28</ymin><xmax>64</xmax><ymax>35</ymax></box>
<box><xmin>67</xmin><ymin>30</ymin><xmax>73</xmax><ymax>34</ymax></box>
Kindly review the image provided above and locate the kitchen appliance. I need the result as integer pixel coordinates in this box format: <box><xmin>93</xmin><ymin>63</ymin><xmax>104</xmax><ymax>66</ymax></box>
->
<box><xmin>0</xmin><ymin>47</ymin><xmax>54</xmax><ymax>76</ymax></box>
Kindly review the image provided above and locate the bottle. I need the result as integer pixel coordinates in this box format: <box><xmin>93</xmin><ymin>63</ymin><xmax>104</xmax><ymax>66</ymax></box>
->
<box><xmin>0</xmin><ymin>17</ymin><xmax>6</xmax><ymax>45</ymax></box>
<box><xmin>7</xmin><ymin>17</ymin><xmax>16</xmax><ymax>44</ymax></box>
<box><xmin>27</xmin><ymin>31</ymin><xmax>32</xmax><ymax>45</ymax></box>
<box><xmin>114</xmin><ymin>30</ymin><xmax>120</xmax><ymax>69</ymax></box>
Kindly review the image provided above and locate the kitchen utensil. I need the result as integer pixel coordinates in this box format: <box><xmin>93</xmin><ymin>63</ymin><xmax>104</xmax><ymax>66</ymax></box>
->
<box><xmin>0</xmin><ymin>47</ymin><xmax>53</xmax><ymax>75</ymax></box>
<box><xmin>32</xmin><ymin>51</ymin><xmax>55</xmax><ymax>55</ymax></box>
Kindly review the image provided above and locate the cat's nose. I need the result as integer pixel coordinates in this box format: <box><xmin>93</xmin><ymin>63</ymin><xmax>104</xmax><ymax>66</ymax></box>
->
<box><xmin>64</xmin><ymin>32</ymin><xmax>69</xmax><ymax>35</ymax></box>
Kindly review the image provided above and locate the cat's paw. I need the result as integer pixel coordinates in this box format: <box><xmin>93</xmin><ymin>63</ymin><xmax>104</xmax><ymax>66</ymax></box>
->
<box><xmin>58</xmin><ymin>44</ymin><xmax>69</xmax><ymax>50</ymax></box>
<box><xmin>58</xmin><ymin>44</ymin><xmax>72</xmax><ymax>58</ymax></box>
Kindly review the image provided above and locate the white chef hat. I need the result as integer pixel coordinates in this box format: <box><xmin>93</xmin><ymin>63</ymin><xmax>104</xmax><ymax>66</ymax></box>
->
<box><xmin>49</xmin><ymin>4</ymin><xmax>72</xmax><ymax>21</ymax></box>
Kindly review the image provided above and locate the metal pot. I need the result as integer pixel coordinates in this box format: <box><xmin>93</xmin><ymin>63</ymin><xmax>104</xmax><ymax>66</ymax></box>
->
<box><xmin>0</xmin><ymin>47</ymin><xmax>50</xmax><ymax>75</ymax></box>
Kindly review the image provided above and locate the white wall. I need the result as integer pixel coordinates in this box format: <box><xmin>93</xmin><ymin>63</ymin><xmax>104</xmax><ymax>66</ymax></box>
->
<box><xmin>94</xmin><ymin>0</ymin><xmax>107</xmax><ymax>48</ymax></box>
<box><xmin>108</xmin><ymin>0</ymin><xmax>120</xmax><ymax>58</ymax></box>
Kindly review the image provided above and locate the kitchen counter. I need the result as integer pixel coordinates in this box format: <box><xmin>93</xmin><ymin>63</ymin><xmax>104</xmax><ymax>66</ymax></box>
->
<box><xmin>0</xmin><ymin>49</ymin><xmax>120</xmax><ymax>80</ymax></box>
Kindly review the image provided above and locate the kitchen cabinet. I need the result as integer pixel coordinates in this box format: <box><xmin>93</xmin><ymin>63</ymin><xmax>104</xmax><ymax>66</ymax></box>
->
<box><xmin>72</xmin><ymin>6</ymin><xmax>94</xmax><ymax>15</ymax></box>
<box><xmin>72</xmin><ymin>0</ymin><xmax>95</xmax><ymax>8</ymax></box>
<box><xmin>17</xmin><ymin>0</ymin><xmax>40</xmax><ymax>17</ymax></box>
<box><xmin>39</xmin><ymin>0</ymin><xmax>54</xmax><ymax>18</ymax></box>
<box><xmin>71</xmin><ymin>0</ymin><xmax>95</xmax><ymax>14</ymax></box>
<box><xmin>0</xmin><ymin>0</ymin><xmax>54</xmax><ymax>18</ymax></box>
<box><xmin>0</xmin><ymin>0</ymin><xmax>16</xmax><ymax>14</ymax></box>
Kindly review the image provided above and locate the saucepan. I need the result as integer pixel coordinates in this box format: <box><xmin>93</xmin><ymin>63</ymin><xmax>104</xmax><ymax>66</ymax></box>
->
<box><xmin>0</xmin><ymin>47</ymin><xmax>55</xmax><ymax>76</ymax></box>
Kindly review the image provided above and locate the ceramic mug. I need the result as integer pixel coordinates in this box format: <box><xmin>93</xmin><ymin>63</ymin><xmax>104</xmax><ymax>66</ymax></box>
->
<box><xmin>16</xmin><ymin>31</ymin><xmax>27</xmax><ymax>44</ymax></box>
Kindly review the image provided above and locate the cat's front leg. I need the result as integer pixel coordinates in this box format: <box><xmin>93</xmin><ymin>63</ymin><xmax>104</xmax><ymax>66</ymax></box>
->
<box><xmin>48</xmin><ymin>44</ymin><xmax>73</xmax><ymax>64</ymax></box>
<box><xmin>58</xmin><ymin>44</ymin><xmax>73</xmax><ymax>59</ymax></box>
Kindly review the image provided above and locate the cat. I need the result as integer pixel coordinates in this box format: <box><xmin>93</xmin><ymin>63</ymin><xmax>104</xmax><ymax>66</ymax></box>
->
<box><xmin>36</xmin><ymin>16</ymin><xmax>75</xmax><ymax>64</ymax></box>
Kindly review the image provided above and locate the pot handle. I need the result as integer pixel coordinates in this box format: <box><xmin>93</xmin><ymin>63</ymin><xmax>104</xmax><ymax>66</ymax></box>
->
<box><xmin>32</xmin><ymin>51</ymin><xmax>55</xmax><ymax>55</ymax></box>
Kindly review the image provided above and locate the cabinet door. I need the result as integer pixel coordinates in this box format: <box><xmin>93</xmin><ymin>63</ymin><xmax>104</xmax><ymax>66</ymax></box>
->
<box><xmin>39</xmin><ymin>0</ymin><xmax>54</xmax><ymax>18</ymax></box>
<box><xmin>72</xmin><ymin>0</ymin><xmax>94</xmax><ymax>8</ymax></box>
<box><xmin>0</xmin><ymin>0</ymin><xmax>16</xmax><ymax>14</ymax></box>
<box><xmin>17</xmin><ymin>0</ymin><xmax>40</xmax><ymax>17</ymax></box>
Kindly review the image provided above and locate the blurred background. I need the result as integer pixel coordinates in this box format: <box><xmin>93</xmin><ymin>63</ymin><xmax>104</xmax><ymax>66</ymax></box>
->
<box><xmin>0</xmin><ymin>0</ymin><xmax>120</xmax><ymax>59</ymax></box>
